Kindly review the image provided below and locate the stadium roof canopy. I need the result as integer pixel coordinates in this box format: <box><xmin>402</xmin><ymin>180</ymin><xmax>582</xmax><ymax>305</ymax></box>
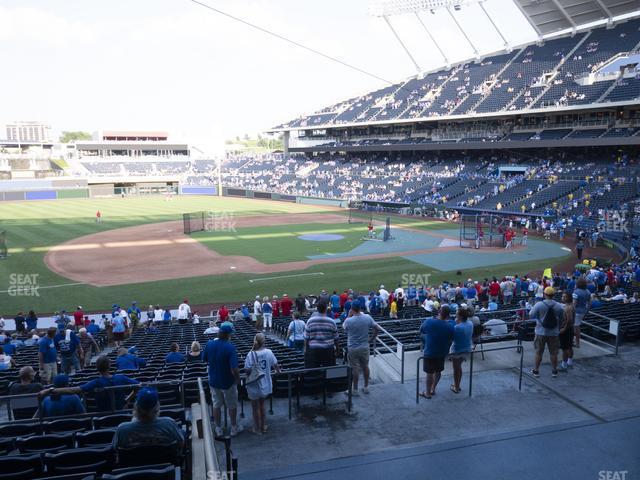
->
<box><xmin>513</xmin><ymin>0</ymin><xmax>640</xmax><ymax>36</ymax></box>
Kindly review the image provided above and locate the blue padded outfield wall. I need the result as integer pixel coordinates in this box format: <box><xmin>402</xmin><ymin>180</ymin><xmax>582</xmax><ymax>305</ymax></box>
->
<box><xmin>25</xmin><ymin>190</ymin><xmax>57</xmax><ymax>200</ymax></box>
<box><xmin>179</xmin><ymin>186</ymin><xmax>218</xmax><ymax>195</ymax></box>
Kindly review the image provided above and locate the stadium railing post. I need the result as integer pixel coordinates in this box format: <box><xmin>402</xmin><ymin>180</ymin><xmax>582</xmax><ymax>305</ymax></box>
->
<box><xmin>415</xmin><ymin>356</ymin><xmax>423</xmax><ymax>405</ymax></box>
<box><xmin>468</xmin><ymin>350</ymin><xmax>474</xmax><ymax>397</ymax></box>
<box><xmin>287</xmin><ymin>373</ymin><xmax>293</xmax><ymax>420</ymax></box>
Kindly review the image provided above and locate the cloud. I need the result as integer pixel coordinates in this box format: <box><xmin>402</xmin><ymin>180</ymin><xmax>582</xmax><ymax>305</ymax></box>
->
<box><xmin>0</xmin><ymin>6</ymin><xmax>99</xmax><ymax>46</ymax></box>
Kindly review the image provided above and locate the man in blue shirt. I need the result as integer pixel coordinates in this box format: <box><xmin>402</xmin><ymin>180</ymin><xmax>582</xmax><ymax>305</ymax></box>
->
<box><xmin>54</xmin><ymin>329</ymin><xmax>82</xmax><ymax>374</ymax></box>
<box><xmin>465</xmin><ymin>283</ymin><xmax>477</xmax><ymax>306</ymax></box>
<box><xmin>116</xmin><ymin>347</ymin><xmax>146</xmax><ymax>371</ymax></box>
<box><xmin>329</xmin><ymin>291</ymin><xmax>341</xmax><ymax>315</ymax></box>
<box><xmin>41</xmin><ymin>374</ymin><xmax>85</xmax><ymax>418</ymax></box>
<box><xmin>38</xmin><ymin>327</ymin><xmax>58</xmax><ymax>385</ymax></box>
<box><xmin>112</xmin><ymin>312</ymin><xmax>127</xmax><ymax>347</ymax></box>
<box><xmin>127</xmin><ymin>302</ymin><xmax>141</xmax><ymax>328</ymax></box>
<box><xmin>203</xmin><ymin>322</ymin><xmax>242</xmax><ymax>437</ymax></box>
<box><xmin>45</xmin><ymin>356</ymin><xmax>139</xmax><ymax>412</ymax></box>
<box><xmin>419</xmin><ymin>305</ymin><xmax>454</xmax><ymax>399</ymax></box>
<box><xmin>407</xmin><ymin>284</ymin><xmax>417</xmax><ymax>306</ymax></box>
<box><xmin>572</xmin><ymin>277</ymin><xmax>591</xmax><ymax>348</ymax></box>
<box><xmin>165</xmin><ymin>343</ymin><xmax>185</xmax><ymax>363</ymax></box>
<box><xmin>87</xmin><ymin>319</ymin><xmax>101</xmax><ymax>335</ymax></box>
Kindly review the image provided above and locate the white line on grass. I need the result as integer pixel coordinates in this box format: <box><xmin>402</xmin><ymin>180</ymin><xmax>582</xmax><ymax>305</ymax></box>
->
<box><xmin>249</xmin><ymin>272</ymin><xmax>324</xmax><ymax>283</ymax></box>
<box><xmin>0</xmin><ymin>282</ymin><xmax>84</xmax><ymax>294</ymax></box>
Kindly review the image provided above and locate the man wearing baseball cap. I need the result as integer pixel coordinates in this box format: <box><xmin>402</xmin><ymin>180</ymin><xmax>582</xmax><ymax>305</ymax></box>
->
<box><xmin>203</xmin><ymin>322</ymin><xmax>243</xmax><ymax>436</ymax></box>
<box><xmin>41</xmin><ymin>374</ymin><xmax>85</xmax><ymax>418</ymax></box>
<box><xmin>113</xmin><ymin>387</ymin><xmax>184</xmax><ymax>452</ymax></box>
<box><xmin>528</xmin><ymin>286</ymin><xmax>564</xmax><ymax>378</ymax></box>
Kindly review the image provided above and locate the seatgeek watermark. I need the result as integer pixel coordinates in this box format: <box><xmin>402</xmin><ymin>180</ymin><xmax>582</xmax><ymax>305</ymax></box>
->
<box><xmin>602</xmin><ymin>219</ymin><xmax>628</xmax><ymax>233</ymax></box>
<box><xmin>598</xmin><ymin>471</ymin><xmax>629</xmax><ymax>480</ymax></box>
<box><xmin>206</xmin><ymin>211</ymin><xmax>237</xmax><ymax>233</ymax></box>
<box><xmin>400</xmin><ymin>273</ymin><xmax>432</xmax><ymax>288</ymax></box>
<box><xmin>8</xmin><ymin>273</ymin><xmax>40</xmax><ymax>296</ymax></box>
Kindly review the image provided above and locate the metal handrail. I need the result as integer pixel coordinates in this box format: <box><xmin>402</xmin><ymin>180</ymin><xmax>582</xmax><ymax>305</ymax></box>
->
<box><xmin>415</xmin><ymin>344</ymin><xmax>524</xmax><ymax>404</ymax></box>
<box><xmin>580</xmin><ymin>310</ymin><xmax>621</xmax><ymax>355</ymax></box>
<box><xmin>372</xmin><ymin>323</ymin><xmax>406</xmax><ymax>383</ymax></box>
<box><xmin>0</xmin><ymin>378</ymin><xmax>200</xmax><ymax>422</ymax></box>
<box><xmin>468</xmin><ymin>344</ymin><xmax>524</xmax><ymax>397</ymax></box>
<box><xmin>197</xmin><ymin>377</ymin><xmax>222</xmax><ymax>479</ymax></box>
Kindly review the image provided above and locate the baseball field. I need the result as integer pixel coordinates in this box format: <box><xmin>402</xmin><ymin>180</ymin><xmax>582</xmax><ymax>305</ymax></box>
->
<box><xmin>0</xmin><ymin>195</ymin><xmax>574</xmax><ymax>316</ymax></box>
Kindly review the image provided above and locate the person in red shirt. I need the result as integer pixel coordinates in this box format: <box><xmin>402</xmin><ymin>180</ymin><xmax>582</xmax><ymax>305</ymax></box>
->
<box><xmin>73</xmin><ymin>306</ymin><xmax>84</xmax><ymax>329</ymax></box>
<box><xmin>339</xmin><ymin>290</ymin><xmax>348</xmax><ymax>308</ymax></box>
<box><xmin>96</xmin><ymin>211</ymin><xmax>101</xmax><ymax>223</ymax></box>
<box><xmin>83</xmin><ymin>316</ymin><xmax>91</xmax><ymax>328</ymax></box>
<box><xmin>218</xmin><ymin>305</ymin><xmax>229</xmax><ymax>322</ymax></box>
<box><xmin>488</xmin><ymin>278</ymin><xmax>501</xmax><ymax>302</ymax></box>
<box><xmin>606</xmin><ymin>268</ymin><xmax>615</xmax><ymax>286</ymax></box>
<box><xmin>505</xmin><ymin>229</ymin><xmax>514</xmax><ymax>250</ymax></box>
<box><xmin>280</xmin><ymin>294</ymin><xmax>293</xmax><ymax>317</ymax></box>
<box><xmin>271</xmin><ymin>295</ymin><xmax>281</xmax><ymax>317</ymax></box>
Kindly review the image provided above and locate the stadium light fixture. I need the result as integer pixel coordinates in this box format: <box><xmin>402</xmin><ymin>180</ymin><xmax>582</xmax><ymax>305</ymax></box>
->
<box><xmin>369</xmin><ymin>0</ymin><xmax>476</xmax><ymax>17</ymax></box>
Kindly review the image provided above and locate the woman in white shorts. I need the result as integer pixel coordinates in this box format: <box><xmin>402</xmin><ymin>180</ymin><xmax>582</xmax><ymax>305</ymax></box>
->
<box><xmin>244</xmin><ymin>333</ymin><xmax>280</xmax><ymax>434</ymax></box>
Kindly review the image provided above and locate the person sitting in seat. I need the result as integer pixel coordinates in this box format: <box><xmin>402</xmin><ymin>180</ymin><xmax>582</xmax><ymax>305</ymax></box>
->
<box><xmin>116</xmin><ymin>347</ymin><xmax>146</xmax><ymax>371</ymax></box>
<box><xmin>482</xmin><ymin>318</ymin><xmax>508</xmax><ymax>336</ymax></box>
<box><xmin>41</xmin><ymin>374</ymin><xmax>85</xmax><ymax>417</ymax></box>
<box><xmin>9</xmin><ymin>366</ymin><xmax>43</xmax><ymax>419</ymax></box>
<box><xmin>165</xmin><ymin>343</ymin><xmax>185</xmax><ymax>364</ymax></box>
<box><xmin>113</xmin><ymin>387</ymin><xmax>184</xmax><ymax>453</ymax></box>
<box><xmin>187</xmin><ymin>341</ymin><xmax>203</xmax><ymax>363</ymax></box>
<box><xmin>44</xmin><ymin>355</ymin><xmax>139</xmax><ymax>412</ymax></box>
<box><xmin>204</xmin><ymin>321</ymin><xmax>219</xmax><ymax>335</ymax></box>
<box><xmin>0</xmin><ymin>345</ymin><xmax>15</xmax><ymax>370</ymax></box>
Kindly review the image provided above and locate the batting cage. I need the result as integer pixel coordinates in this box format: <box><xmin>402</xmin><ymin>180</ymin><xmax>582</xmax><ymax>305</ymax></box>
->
<box><xmin>459</xmin><ymin>214</ymin><xmax>506</xmax><ymax>248</ymax></box>
<box><xmin>347</xmin><ymin>208</ymin><xmax>371</xmax><ymax>224</ymax></box>
<box><xmin>183</xmin><ymin>211</ymin><xmax>207</xmax><ymax>234</ymax></box>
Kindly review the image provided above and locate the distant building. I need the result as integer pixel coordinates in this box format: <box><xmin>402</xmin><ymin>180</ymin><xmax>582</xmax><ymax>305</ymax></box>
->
<box><xmin>5</xmin><ymin>121</ymin><xmax>52</xmax><ymax>143</ymax></box>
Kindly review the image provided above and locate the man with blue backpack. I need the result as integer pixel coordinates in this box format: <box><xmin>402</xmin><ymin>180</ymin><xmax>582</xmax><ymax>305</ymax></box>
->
<box><xmin>528</xmin><ymin>287</ymin><xmax>565</xmax><ymax>378</ymax></box>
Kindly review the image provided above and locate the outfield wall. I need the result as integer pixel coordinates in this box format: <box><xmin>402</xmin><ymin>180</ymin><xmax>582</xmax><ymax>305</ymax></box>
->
<box><xmin>180</xmin><ymin>185</ymin><xmax>218</xmax><ymax>195</ymax></box>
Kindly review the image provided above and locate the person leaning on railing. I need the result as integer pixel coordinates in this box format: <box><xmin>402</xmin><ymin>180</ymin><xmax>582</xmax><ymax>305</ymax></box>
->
<box><xmin>40</xmin><ymin>355</ymin><xmax>140</xmax><ymax>412</ymax></box>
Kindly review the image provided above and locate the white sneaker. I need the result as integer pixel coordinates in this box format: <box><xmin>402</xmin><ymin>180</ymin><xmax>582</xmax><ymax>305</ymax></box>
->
<box><xmin>230</xmin><ymin>424</ymin><xmax>244</xmax><ymax>437</ymax></box>
<box><xmin>351</xmin><ymin>390</ymin><xmax>360</xmax><ymax>397</ymax></box>
<box><xmin>363</xmin><ymin>386</ymin><xmax>370</xmax><ymax>394</ymax></box>
<box><xmin>214</xmin><ymin>426</ymin><xmax>224</xmax><ymax>437</ymax></box>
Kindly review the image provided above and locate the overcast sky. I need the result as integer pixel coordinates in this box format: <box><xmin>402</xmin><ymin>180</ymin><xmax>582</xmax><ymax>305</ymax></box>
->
<box><xmin>1</xmin><ymin>0</ymin><xmax>539</xmax><ymax>151</ymax></box>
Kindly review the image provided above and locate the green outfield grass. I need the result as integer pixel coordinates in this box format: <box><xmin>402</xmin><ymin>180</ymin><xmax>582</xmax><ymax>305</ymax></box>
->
<box><xmin>191</xmin><ymin>223</ymin><xmax>367</xmax><ymax>263</ymax></box>
<box><xmin>0</xmin><ymin>196</ymin><xmax>573</xmax><ymax>316</ymax></box>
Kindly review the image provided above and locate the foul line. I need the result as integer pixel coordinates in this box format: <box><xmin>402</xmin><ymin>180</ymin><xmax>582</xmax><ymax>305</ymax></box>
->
<box><xmin>249</xmin><ymin>272</ymin><xmax>324</xmax><ymax>283</ymax></box>
<box><xmin>0</xmin><ymin>282</ymin><xmax>84</xmax><ymax>294</ymax></box>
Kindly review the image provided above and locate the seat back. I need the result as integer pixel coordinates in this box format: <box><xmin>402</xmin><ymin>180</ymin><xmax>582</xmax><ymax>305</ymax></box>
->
<box><xmin>116</xmin><ymin>442</ymin><xmax>179</xmax><ymax>468</ymax></box>
<box><xmin>45</xmin><ymin>446</ymin><xmax>114</xmax><ymax>475</ymax></box>
<box><xmin>44</xmin><ymin>417</ymin><xmax>93</xmax><ymax>434</ymax></box>
<box><xmin>8</xmin><ymin>396</ymin><xmax>39</xmax><ymax>420</ymax></box>
<box><xmin>16</xmin><ymin>432</ymin><xmax>75</xmax><ymax>453</ymax></box>
<box><xmin>102</xmin><ymin>464</ymin><xmax>176</xmax><ymax>480</ymax></box>
<box><xmin>93</xmin><ymin>414</ymin><xmax>132</xmax><ymax>429</ymax></box>
<box><xmin>76</xmin><ymin>429</ymin><xmax>116</xmax><ymax>448</ymax></box>
<box><xmin>0</xmin><ymin>453</ymin><xmax>43</xmax><ymax>480</ymax></box>
<box><xmin>0</xmin><ymin>422</ymin><xmax>40</xmax><ymax>438</ymax></box>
